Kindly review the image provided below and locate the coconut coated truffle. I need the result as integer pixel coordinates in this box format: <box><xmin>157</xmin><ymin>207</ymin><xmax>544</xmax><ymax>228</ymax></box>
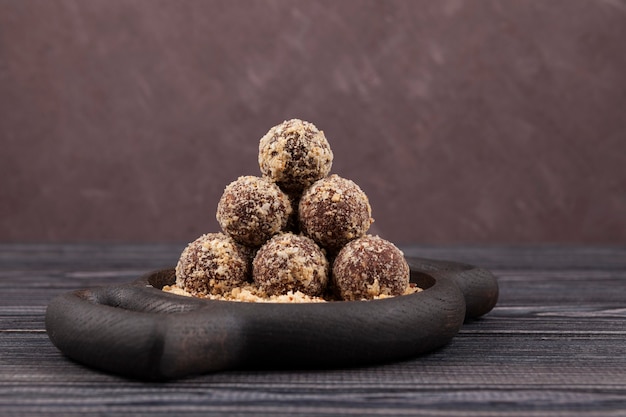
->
<box><xmin>332</xmin><ymin>235</ymin><xmax>409</xmax><ymax>301</ymax></box>
<box><xmin>253</xmin><ymin>233</ymin><xmax>329</xmax><ymax>297</ymax></box>
<box><xmin>175</xmin><ymin>233</ymin><xmax>252</xmax><ymax>296</ymax></box>
<box><xmin>299</xmin><ymin>174</ymin><xmax>373</xmax><ymax>253</ymax></box>
<box><xmin>217</xmin><ymin>176</ymin><xmax>292</xmax><ymax>247</ymax></box>
<box><xmin>258</xmin><ymin>119</ymin><xmax>333</xmax><ymax>193</ymax></box>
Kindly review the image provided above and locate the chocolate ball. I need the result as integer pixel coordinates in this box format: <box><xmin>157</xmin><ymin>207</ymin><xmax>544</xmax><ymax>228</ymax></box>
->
<box><xmin>253</xmin><ymin>233</ymin><xmax>329</xmax><ymax>297</ymax></box>
<box><xmin>332</xmin><ymin>235</ymin><xmax>409</xmax><ymax>301</ymax></box>
<box><xmin>175</xmin><ymin>233</ymin><xmax>252</xmax><ymax>296</ymax></box>
<box><xmin>258</xmin><ymin>119</ymin><xmax>333</xmax><ymax>193</ymax></box>
<box><xmin>299</xmin><ymin>174</ymin><xmax>373</xmax><ymax>253</ymax></box>
<box><xmin>217</xmin><ymin>176</ymin><xmax>292</xmax><ymax>247</ymax></box>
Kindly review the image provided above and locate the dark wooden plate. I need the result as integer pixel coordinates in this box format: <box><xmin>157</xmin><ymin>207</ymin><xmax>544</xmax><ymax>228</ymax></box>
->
<box><xmin>45</xmin><ymin>256</ymin><xmax>498</xmax><ymax>380</ymax></box>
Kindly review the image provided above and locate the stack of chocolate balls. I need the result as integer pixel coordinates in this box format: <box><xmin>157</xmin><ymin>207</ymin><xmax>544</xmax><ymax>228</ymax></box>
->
<box><xmin>175</xmin><ymin>119</ymin><xmax>410</xmax><ymax>301</ymax></box>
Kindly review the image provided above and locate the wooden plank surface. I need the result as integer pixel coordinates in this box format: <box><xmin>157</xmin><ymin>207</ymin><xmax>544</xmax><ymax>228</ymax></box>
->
<box><xmin>1</xmin><ymin>244</ymin><xmax>625</xmax><ymax>416</ymax></box>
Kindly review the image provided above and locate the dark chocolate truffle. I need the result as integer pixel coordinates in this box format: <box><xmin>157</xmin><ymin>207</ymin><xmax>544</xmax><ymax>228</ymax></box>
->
<box><xmin>175</xmin><ymin>232</ymin><xmax>252</xmax><ymax>296</ymax></box>
<box><xmin>332</xmin><ymin>235</ymin><xmax>409</xmax><ymax>301</ymax></box>
<box><xmin>299</xmin><ymin>174</ymin><xmax>373</xmax><ymax>253</ymax></box>
<box><xmin>253</xmin><ymin>233</ymin><xmax>329</xmax><ymax>297</ymax></box>
<box><xmin>258</xmin><ymin>119</ymin><xmax>333</xmax><ymax>193</ymax></box>
<box><xmin>217</xmin><ymin>176</ymin><xmax>292</xmax><ymax>247</ymax></box>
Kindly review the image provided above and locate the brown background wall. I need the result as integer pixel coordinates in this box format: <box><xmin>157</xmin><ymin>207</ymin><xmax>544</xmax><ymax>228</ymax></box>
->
<box><xmin>1</xmin><ymin>0</ymin><xmax>625</xmax><ymax>245</ymax></box>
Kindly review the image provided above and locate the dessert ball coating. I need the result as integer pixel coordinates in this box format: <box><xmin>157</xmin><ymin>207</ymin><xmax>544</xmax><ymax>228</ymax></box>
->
<box><xmin>259</xmin><ymin>119</ymin><xmax>333</xmax><ymax>193</ymax></box>
<box><xmin>332</xmin><ymin>235</ymin><xmax>409</xmax><ymax>301</ymax></box>
<box><xmin>175</xmin><ymin>233</ymin><xmax>252</xmax><ymax>296</ymax></box>
<box><xmin>253</xmin><ymin>233</ymin><xmax>329</xmax><ymax>297</ymax></box>
<box><xmin>217</xmin><ymin>176</ymin><xmax>292</xmax><ymax>247</ymax></box>
<box><xmin>299</xmin><ymin>174</ymin><xmax>373</xmax><ymax>253</ymax></box>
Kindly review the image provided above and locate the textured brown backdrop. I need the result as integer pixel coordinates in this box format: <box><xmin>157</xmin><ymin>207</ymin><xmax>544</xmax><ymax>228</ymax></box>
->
<box><xmin>1</xmin><ymin>0</ymin><xmax>625</xmax><ymax>244</ymax></box>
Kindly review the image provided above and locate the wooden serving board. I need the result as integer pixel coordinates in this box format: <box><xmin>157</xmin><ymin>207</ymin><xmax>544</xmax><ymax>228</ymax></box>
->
<box><xmin>45</xmin><ymin>257</ymin><xmax>498</xmax><ymax>380</ymax></box>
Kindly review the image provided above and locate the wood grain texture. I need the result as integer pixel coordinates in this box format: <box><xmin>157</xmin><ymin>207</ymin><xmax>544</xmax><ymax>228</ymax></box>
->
<box><xmin>1</xmin><ymin>244</ymin><xmax>625</xmax><ymax>416</ymax></box>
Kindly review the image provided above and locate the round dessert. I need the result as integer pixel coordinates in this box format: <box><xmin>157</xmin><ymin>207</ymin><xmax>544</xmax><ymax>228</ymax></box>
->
<box><xmin>332</xmin><ymin>235</ymin><xmax>409</xmax><ymax>301</ymax></box>
<box><xmin>299</xmin><ymin>174</ymin><xmax>373</xmax><ymax>253</ymax></box>
<box><xmin>253</xmin><ymin>233</ymin><xmax>329</xmax><ymax>297</ymax></box>
<box><xmin>258</xmin><ymin>119</ymin><xmax>333</xmax><ymax>193</ymax></box>
<box><xmin>175</xmin><ymin>232</ymin><xmax>252</xmax><ymax>296</ymax></box>
<box><xmin>216</xmin><ymin>176</ymin><xmax>292</xmax><ymax>247</ymax></box>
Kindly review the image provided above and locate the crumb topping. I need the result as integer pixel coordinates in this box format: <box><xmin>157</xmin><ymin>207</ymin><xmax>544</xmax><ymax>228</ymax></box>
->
<box><xmin>259</xmin><ymin>119</ymin><xmax>333</xmax><ymax>192</ymax></box>
<box><xmin>332</xmin><ymin>235</ymin><xmax>410</xmax><ymax>301</ymax></box>
<box><xmin>299</xmin><ymin>174</ymin><xmax>373</xmax><ymax>253</ymax></box>
<box><xmin>162</xmin><ymin>281</ymin><xmax>419</xmax><ymax>303</ymax></box>
<box><xmin>217</xmin><ymin>176</ymin><xmax>292</xmax><ymax>247</ymax></box>
<box><xmin>168</xmin><ymin>119</ymin><xmax>413</xmax><ymax>303</ymax></box>
<box><xmin>253</xmin><ymin>232</ymin><xmax>329</xmax><ymax>297</ymax></box>
<box><xmin>175</xmin><ymin>233</ymin><xmax>251</xmax><ymax>296</ymax></box>
<box><xmin>163</xmin><ymin>283</ymin><xmax>328</xmax><ymax>303</ymax></box>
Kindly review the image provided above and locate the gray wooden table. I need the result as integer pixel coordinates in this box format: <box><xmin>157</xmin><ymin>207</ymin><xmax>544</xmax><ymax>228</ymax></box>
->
<box><xmin>1</xmin><ymin>244</ymin><xmax>625</xmax><ymax>416</ymax></box>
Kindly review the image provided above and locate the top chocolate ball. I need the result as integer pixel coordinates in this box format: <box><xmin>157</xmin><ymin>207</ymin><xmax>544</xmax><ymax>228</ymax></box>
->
<box><xmin>258</xmin><ymin>119</ymin><xmax>333</xmax><ymax>193</ymax></box>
